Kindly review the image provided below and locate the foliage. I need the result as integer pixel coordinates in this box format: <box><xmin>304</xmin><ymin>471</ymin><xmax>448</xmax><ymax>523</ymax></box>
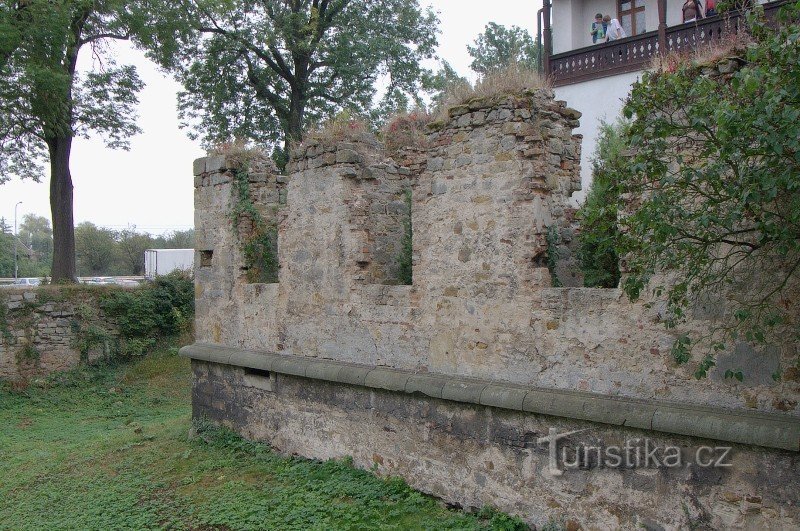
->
<box><xmin>576</xmin><ymin>121</ymin><xmax>625</xmax><ymax>288</ymax></box>
<box><xmin>0</xmin><ymin>0</ymin><xmax>147</xmax><ymax>280</ymax></box>
<box><xmin>467</xmin><ymin>22</ymin><xmax>541</xmax><ymax>75</ymax></box>
<box><xmin>75</xmin><ymin>222</ymin><xmax>118</xmax><ymax>277</ymax></box>
<box><xmin>433</xmin><ymin>62</ymin><xmax>549</xmax><ymax>122</ymax></box>
<box><xmin>396</xmin><ymin>188</ymin><xmax>413</xmax><ymax>286</ymax></box>
<box><xmin>99</xmin><ymin>272</ymin><xmax>194</xmax><ymax>350</ymax></box>
<box><xmin>228</xmin><ymin>158</ymin><xmax>279</xmax><ymax>284</ymax></box>
<box><xmin>144</xmin><ymin>0</ymin><xmax>439</xmax><ymax>160</ymax></box>
<box><xmin>617</xmin><ymin>4</ymin><xmax>800</xmax><ymax>373</ymax></box>
<box><xmin>383</xmin><ymin>110</ymin><xmax>432</xmax><ymax>157</ymax></box>
<box><xmin>71</xmin><ymin>223</ymin><xmax>195</xmax><ymax>277</ymax></box>
<box><xmin>0</xmin><ymin>0</ymin><xmax>144</xmax><ymax>180</ymax></box>
<box><xmin>545</xmin><ymin>226</ymin><xmax>562</xmax><ymax>288</ymax></box>
<box><xmin>115</xmin><ymin>227</ymin><xmax>156</xmax><ymax>276</ymax></box>
<box><xmin>0</xmin><ymin>350</ymin><xmax>531</xmax><ymax>530</ymax></box>
<box><xmin>426</xmin><ymin>60</ymin><xmax>471</xmax><ymax>110</ymax></box>
<box><xmin>0</xmin><ymin>218</ymin><xmax>14</xmax><ymax>277</ymax></box>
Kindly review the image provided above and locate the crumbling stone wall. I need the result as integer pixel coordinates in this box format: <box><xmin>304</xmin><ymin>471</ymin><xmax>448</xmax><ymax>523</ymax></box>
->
<box><xmin>190</xmin><ymin>88</ymin><xmax>800</xmax><ymax>413</ymax></box>
<box><xmin>186</xmin><ymin>87</ymin><xmax>800</xmax><ymax>529</ymax></box>
<box><xmin>193</xmin><ymin>154</ymin><xmax>286</xmax><ymax>347</ymax></box>
<box><xmin>0</xmin><ymin>288</ymin><xmax>118</xmax><ymax>382</ymax></box>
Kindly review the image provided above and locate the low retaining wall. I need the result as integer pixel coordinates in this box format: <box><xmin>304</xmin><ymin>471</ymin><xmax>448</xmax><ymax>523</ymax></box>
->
<box><xmin>185</xmin><ymin>351</ymin><xmax>800</xmax><ymax>530</ymax></box>
<box><xmin>0</xmin><ymin>287</ymin><xmax>118</xmax><ymax>381</ymax></box>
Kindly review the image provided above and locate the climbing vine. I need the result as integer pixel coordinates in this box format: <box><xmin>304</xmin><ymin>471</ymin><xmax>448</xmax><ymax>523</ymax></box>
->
<box><xmin>0</xmin><ymin>294</ymin><xmax>12</xmax><ymax>346</ymax></box>
<box><xmin>231</xmin><ymin>165</ymin><xmax>279</xmax><ymax>284</ymax></box>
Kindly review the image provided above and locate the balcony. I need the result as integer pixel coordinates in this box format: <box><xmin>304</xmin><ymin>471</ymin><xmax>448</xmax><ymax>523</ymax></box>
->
<box><xmin>547</xmin><ymin>0</ymin><xmax>787</xmax><ymax>87</ymax></box>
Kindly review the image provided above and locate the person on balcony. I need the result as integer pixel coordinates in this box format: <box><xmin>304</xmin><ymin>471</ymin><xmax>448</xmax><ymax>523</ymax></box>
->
<box><xmin>705</xmin><ymin>0</ymin><xmax>717</xmax><ymax>17</ymax></box>
<box><xmin>603</xmin><ymin>14</ymin><xmax>626</xmax><ymax>41</ymax></box>
<box><xmin>591</xmin><ymin>13</ymin><xmax>607</xmax><ymax>43</ymax></box>
<box><xmin>683</xmin><ymin>0</ymin><xmax>705</xmax><ymax>22</ymax></box>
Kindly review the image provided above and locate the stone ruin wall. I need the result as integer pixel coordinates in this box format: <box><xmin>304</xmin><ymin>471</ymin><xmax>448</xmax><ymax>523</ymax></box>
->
<box><xmin>0</xmin><ymin>288</ymin><xmax>118</xmax><ymax>382</ymax></box>
<box><xmin>188</xmin><ymin>88</ymin><xmax>800</xmax><ymax>529</ymax></box>
<box><xmin>192</xmin><ymin>89</ymin><xmax>799</xmax><ymax>415</ymax></box>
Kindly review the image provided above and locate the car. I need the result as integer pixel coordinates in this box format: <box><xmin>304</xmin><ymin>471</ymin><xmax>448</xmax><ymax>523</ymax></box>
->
<box><xmin>13</xmin><ymin>278</ymin><xmax>41</xmax><ymax>286</ymax></box>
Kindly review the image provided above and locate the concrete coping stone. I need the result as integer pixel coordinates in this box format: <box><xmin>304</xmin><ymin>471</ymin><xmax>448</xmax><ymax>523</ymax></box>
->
<box><xmin>179</xmin><ymin>343</ymin><xmax>800</xmax><ymax>452</ymax></box>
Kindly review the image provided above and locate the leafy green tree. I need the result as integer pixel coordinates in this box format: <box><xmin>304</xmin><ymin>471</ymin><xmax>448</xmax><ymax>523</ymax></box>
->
<box><xmin>161</xmin><ymin>229</ymin><xmax>194</xmax><ymax>249</ymax></box>
<box><xmin>467</xmin><ymin>22</ymin><xmax>540</xmax><ymax>75</ymax></box>
<box><xmin>18</xmin><ymin>213</ymin><xmax>53</xmax><ymax>266</ymax></box>
<box><xmin>426</xmin><ymin>60</ymin><xmax>470</xmax><ymax>109</ymax></box>
<box><xmin>617</xmin><ymin>5</ymin><xmax>800</xmax><ymax>376</ymax></box>
<box><xmin>115</xmin><ymin>227</ymin><xmax>154</xmax><ymax>275</ymax></box>
<box><xmin>0</xmin><ymin>0</ymin><xmax>145</xmax><ymax>281</ymax></box>
<box><xmin>75</xmin><ymin>222</ymin><xmax>118</xmax><ymax>276</ymax></box>
<box><xmin>0</xmin><ymin>217</ymin><xmax>13</xmax><ymax>277</ymax></box>
<box><xmin>145</xmin><ymin>0</ymin><xmax>439</xmax><ymax>163</ymax></box>
<box><xmin>577</xmin><ymin>121</ymin><xmax>625</xmax><ymax>288</ymax></box>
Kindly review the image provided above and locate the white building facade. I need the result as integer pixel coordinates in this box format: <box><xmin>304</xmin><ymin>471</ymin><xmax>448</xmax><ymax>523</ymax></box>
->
<box><xmin>545</xmin><ymin>0</ymin><xmax>785</xmax><ymax>201</ymax></box>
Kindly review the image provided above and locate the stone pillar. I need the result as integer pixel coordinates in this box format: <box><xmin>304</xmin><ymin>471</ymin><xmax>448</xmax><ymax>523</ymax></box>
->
<box><xmin>193</xmin><ymin>153</ymin><xmax>284</xmax><ymax>346</ymax></box>
<box><xmin>414</xmin><ymin>89</ymin><xmax>582</xmax><ymax>377</ymax></box>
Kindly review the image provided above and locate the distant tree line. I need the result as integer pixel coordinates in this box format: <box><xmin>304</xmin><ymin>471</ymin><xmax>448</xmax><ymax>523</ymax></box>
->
<box><xmin>0</xmin><ymin>214</ymin><xmax>192</xmax><ymax>278</ymax></box>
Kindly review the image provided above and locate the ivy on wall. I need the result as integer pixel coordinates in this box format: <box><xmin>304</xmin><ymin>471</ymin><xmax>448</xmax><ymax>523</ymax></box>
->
<box><xmin>230</xmin><ymin>166</ymin><xmax>279</xmax><ymax>284</ymax></box>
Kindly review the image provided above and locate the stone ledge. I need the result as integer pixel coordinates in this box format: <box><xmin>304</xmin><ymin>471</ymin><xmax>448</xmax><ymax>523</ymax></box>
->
<box><xmin>179</xmin><ymin>343</ymin><xmax>800</xmax><ymax>451</ymax></box>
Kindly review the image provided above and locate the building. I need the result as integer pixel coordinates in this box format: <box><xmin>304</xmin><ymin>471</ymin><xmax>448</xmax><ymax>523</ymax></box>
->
<box><xmin>543</xmin><ymin>0</ymin><xmax>786</xmax><ymax>199</ymax></box>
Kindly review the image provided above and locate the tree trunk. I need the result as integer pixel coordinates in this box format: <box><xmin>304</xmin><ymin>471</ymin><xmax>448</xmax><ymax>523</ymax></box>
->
<box><xmin>48</xmin><ymin>136</ymin><xmax>77</xmax><ymax>282</ymax></box>
<box><xmin>284</xmin><ymin>89</ymin><xmax>305</xmax><ymax>156</ymax></box>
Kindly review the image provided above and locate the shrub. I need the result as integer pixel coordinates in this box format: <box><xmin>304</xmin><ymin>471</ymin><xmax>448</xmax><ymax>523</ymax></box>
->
<box><xmin>617</xmin><ymin>3</ymin><xmax>800</xmax><ymax>375</ymax></box>
<box><xmin>100</xmin><ymin>272</ymin><xmax>194</xmax><ymax>354</ymax></box>
<box><xmin>382</xmin><ymin>110</ymin><xmax>432</xmax><ymax>157</ymax></box>
<box><xmin>303</xmin><ymin>111</ymin><xmax>371</xmax><ymax>145</ymax></box>
<box><xmin>576</xmin><ymin>121</ymin><xmax>626</xmax><ymax>288</ymax></box>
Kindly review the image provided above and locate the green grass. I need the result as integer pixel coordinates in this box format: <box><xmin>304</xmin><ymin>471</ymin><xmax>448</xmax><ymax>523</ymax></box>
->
<box><xmin>0</xmin><ymin>350</ymin><xmax>528</xmax><ymax>530</ymax></box>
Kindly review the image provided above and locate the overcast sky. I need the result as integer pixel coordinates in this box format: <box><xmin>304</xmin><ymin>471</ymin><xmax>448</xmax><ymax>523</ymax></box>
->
<box><xmin>1</xmin><ymin>0</ymin><xmax>543</xmax><ymax>235</ymax></box>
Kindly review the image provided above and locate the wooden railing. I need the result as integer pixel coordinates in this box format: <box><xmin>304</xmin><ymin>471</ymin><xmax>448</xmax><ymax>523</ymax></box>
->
<box><xmin>549</xmin><ymin>0</ymin><xmax>787</xmax><ymax>86</ymax></box>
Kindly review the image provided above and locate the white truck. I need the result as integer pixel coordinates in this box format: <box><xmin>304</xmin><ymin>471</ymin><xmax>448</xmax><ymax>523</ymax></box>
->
<box><xmin>143</xmin><ymin>249</ymin><xmax>194</xmax><ymax>280</ymax></box>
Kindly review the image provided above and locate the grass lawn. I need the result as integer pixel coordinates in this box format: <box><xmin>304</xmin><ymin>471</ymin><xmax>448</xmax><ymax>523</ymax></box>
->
<box><xmin>0</xmin><ymin>348</ymin><xmax>528</xmax><ymax>530</ymax></box>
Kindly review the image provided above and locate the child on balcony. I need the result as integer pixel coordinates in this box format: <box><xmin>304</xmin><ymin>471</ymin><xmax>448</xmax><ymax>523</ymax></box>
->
<box><xmin>590</xmin><ymin>13</ymin><xmax>607</xmax><ymax>43</ymax></box>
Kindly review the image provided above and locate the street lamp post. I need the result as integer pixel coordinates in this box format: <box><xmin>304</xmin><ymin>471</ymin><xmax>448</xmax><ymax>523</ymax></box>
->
<box><xmin>14</xmin><ymin>201</ymin><xmax>22</xmax><ymax>280</ymax></box>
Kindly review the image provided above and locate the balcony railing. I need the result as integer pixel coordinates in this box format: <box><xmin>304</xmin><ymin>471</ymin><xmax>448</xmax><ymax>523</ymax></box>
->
<box><xmin>549</xmin><ymin>0</ymin><xmax>787</xmax><ymax>86</ymax></box>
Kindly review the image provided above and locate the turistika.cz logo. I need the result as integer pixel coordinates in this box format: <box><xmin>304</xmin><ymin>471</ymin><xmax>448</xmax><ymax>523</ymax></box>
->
<box><xmin>536</xmin><ymin>428</ymin><xmax>733</xmax><ymax>476</ymax></box>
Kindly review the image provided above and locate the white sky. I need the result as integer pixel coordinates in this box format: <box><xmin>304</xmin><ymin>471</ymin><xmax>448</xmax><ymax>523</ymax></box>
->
<box><xmin>0</xmin><ymin>0</ymin><xmax>543</xmax><ymax>234</ymax></box>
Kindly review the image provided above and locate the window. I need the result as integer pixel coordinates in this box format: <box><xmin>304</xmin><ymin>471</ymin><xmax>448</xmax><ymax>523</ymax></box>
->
<box><xmin>619</xmin><ymin>0</ymin><xmax>646</xmax><ymax>36</ymax></box>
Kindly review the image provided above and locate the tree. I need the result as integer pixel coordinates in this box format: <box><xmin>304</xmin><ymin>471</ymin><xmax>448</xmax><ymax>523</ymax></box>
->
<box><xmin>0</xmin><ymin>0</ymin><xmax>145</xmax><ymax>282</ymax></box>
<box><xmin>162</xmin><ymin>229</ymin><xmax>194</xmax><ymax>249</ymax></box>
<box><xmin>467</xmin><ymin>22</ymin><xmax>540</xmax><ymax>75</ymax></box>
<box><xmin>145</xmin><ymin>0</ymin><xmax>439</xmax><ymax>163</ymax></box>
<box><xmin>19</xmin><ymin>213</ymin><xmax>53</xmax><ymax>265</ymax></box>
<box><xmin>617</xmin><ymin>5</ymin><xmax>800</xmax><ymax>376</ymax></box>
<box><xmin>115</xmin><ymin>227</ymin><xmax>153</xmax><ymax>275</ymax></box>
<box><xmin>426</xmin><ymin>60</ymin><xmax>470</xmax><ymax>109</ymax></box>
<box><xmin>0</xmin><ymin>217</ymin><xmax>12</xmax><ymax>277</ymax></box>
<box><xmin>75</xmin><ymin>222</ymin><xmax>118</xmax><ymax>276</ymax></box>
<box><xmin>577</xmin><ymin>121</ymin><xmax>625</xmax><ymax>289</ymax></box>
